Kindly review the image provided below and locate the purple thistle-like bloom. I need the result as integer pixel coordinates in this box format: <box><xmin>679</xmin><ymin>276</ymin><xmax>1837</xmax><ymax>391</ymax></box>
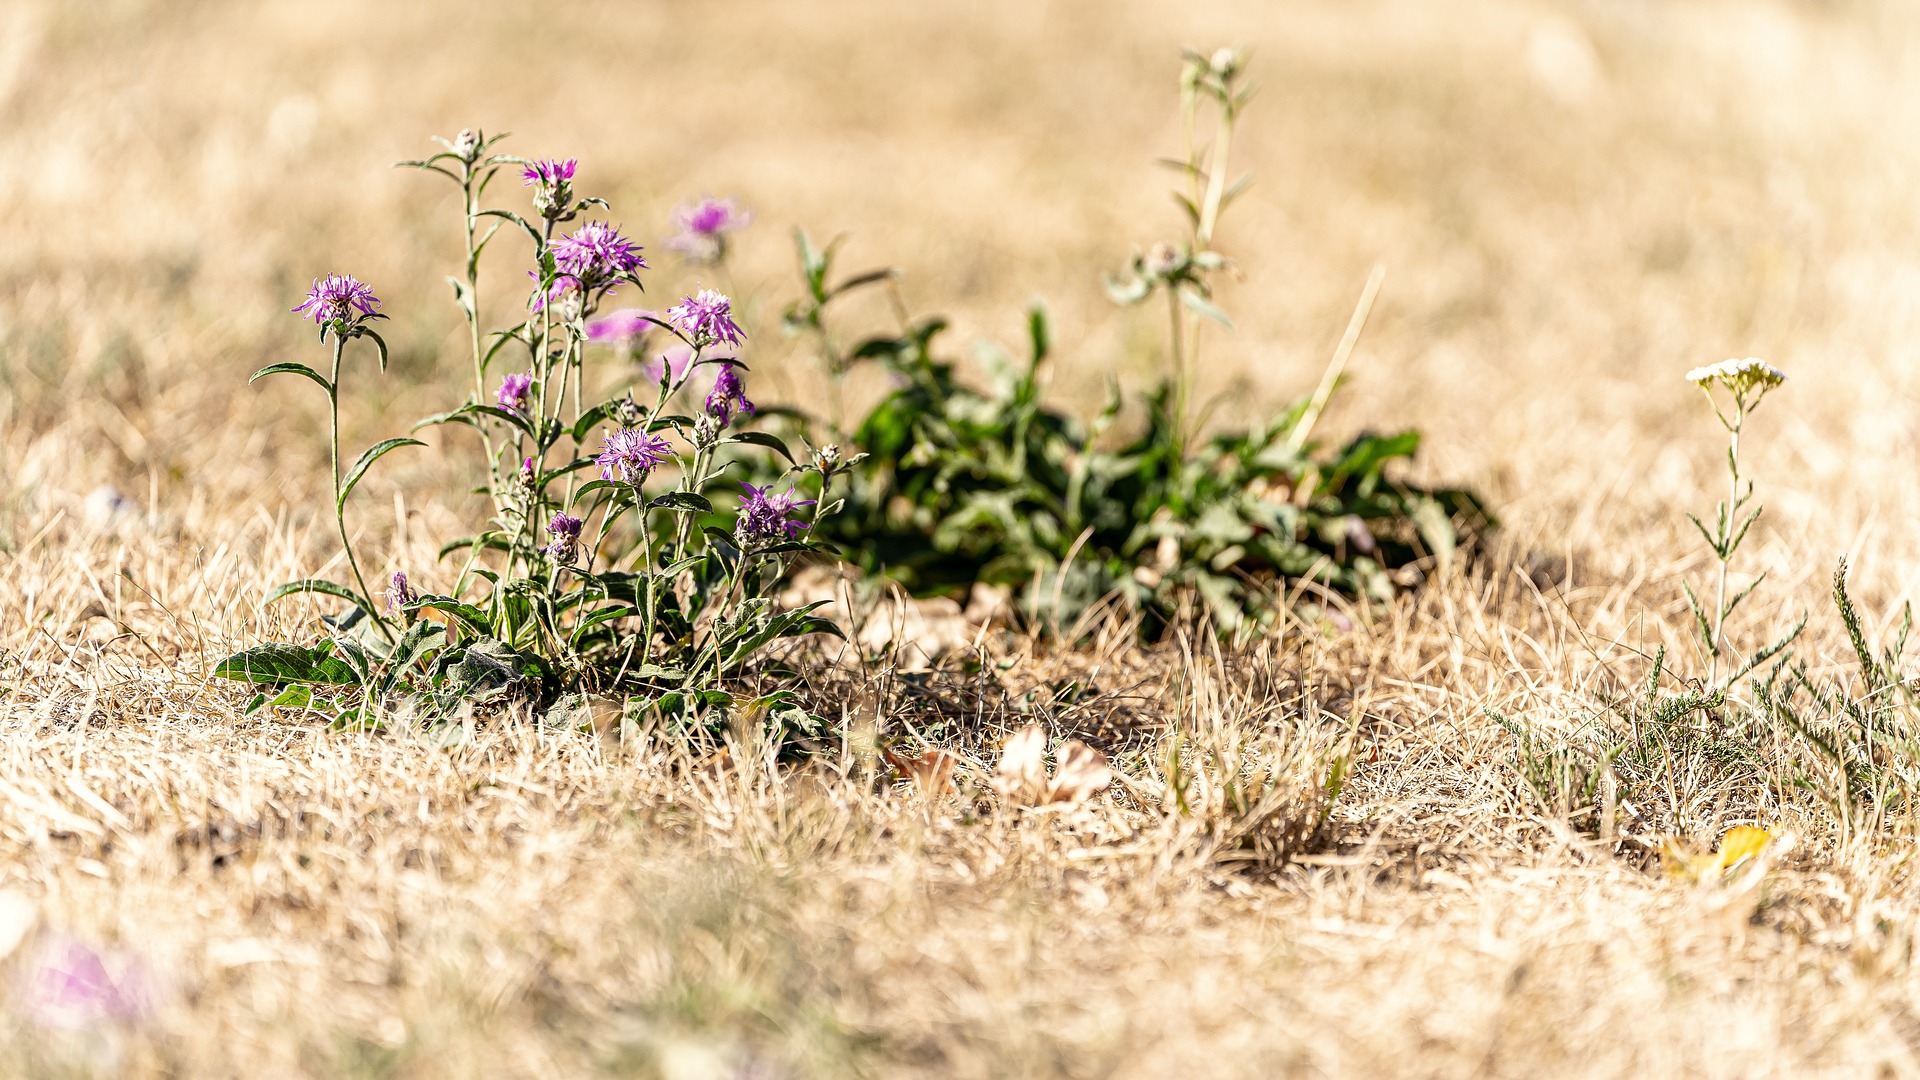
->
<box><xmin>668</xmin><ymin>289</ymin><xmax>745</xmax><ymax>347</ymax></box>
<box><xmin>496</xmin><ymin>372</ymin><xmax>534</xmax><ymax>413</ymax></box>
<box><xmin>552</xmin><ymin>221</ymin><xmax>646</xmax><ymax>289</ymax></box>
<box><xmin>736</xmin><ymin>481</ymin><xmax>814</xmax><ymax>545</ymax></box>
<box><xmin>667</xmin><ymin>196</ymin><xmax>752</xmax><ymax>259</ymax></box>
<box><xmin>521</xmin><ymin>158</ymin><xmax>577</xmax><ymax>188</ymax></box>
<box><xmin>385</xmin><ymin>571</ymin><xmax>417</xmax><ymax>613</ymax></box>
<box><xmin>544</xmin><ymin>511</ymin><xmax>584</xmax><ymax>564</ymax></box>
<box><xmin>585</xmin><ymin>307</ymin><xmax>658</xmax><ymax>345</ymax></box>
<box><xmin>27</xmin><ymin>936</ymin><xmax>150</xmax><ymax>1030</ymax></box>
<box><xmin>595</xmin><ymin>427</ymin><xmax>675</xmax><ymax>484</ymax></box>
<box><xmin>292</xmin><ymin>273</ymin><xmax>380</xmax><ymax>329</ymax></box>
<box><xmin>704</xmin><ymin>363</ymin><xmax>756</xmax><ymax>426</ymax></box>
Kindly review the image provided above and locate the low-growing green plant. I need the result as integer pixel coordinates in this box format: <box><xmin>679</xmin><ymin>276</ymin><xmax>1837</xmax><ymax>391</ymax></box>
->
<box><xmin>215</xmin><ymin>134</ymin><xmax>843</xmax><ymax>729</ymax></box>
<box><xmin>780</xmin><ymin>49</ymin><xmax>1489</xmax><ymax>634</ymax></box>
<box><xmin>1760</xmin><ymin>559</ymin><xmax>1920</xmax><ymax>838</ymax></box>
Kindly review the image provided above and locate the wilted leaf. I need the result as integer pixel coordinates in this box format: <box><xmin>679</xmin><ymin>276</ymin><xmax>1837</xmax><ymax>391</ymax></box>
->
<box><xmin>1047</xmin><ymin>740</ymin><xmax>1112</xmax><ymax>806</ymax></box>
<box><xmin>992</xmin><ymin>724</ymin><xmax>1050</xmax><ymax>803</ymax></box>
<box><xmin>991</xmin><ymin>725</ymin><xmax>1111</xmax><ymax>808</ymax></box>
<box><xmin>885</xmin><ymin>748</ymin><xmax>961</xmax><ymax>798</ymax></box>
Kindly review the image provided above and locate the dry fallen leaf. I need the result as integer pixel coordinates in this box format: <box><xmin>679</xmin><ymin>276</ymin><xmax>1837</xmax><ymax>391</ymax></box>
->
<box><xmin>1662</xmin><ymin>825</ymin><xmax>1790</xmax><ymax>885</ymax></box>
<box><xmin>992</xmin><ymin>725</ymin><xmax>1112</xmax><ymax>808</ymax></box>
<box><xmin>992</xmin><ymin>725</ymin><xmax>1051</xmax><ymax>803</ymax></box>
<box><xmin>1047</xmin><ymin>739</ymin><xmax>1112</xmax><ymax>806</ymax></box>
<box><xmin>885</xmin><ymin>748</ymin><xmax>961</xmax><ymax>797</ymax></box>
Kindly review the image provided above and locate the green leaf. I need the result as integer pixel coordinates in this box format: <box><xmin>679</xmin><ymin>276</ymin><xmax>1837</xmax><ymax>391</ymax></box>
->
<box><xmin>725</xmin><ymin>430</ymin><xmax>795</xmax><ymax>463</ymax></box>
<box><xmin>212</xmin><ymin>643</ymin><xmax>359</xmax><ymax>686</ymax></box>
<box><xmin>1177</xmin><ymin>286</ymin><xmax>1234</xmax><ymax>328</ymax></box>
<box><xmin>249</xmin><ymin>362</ymin><xmax>332</xmax><ymax>394</ymax></box>
<box><xmin>264</xmin><ymin>579</ymin><xmax>362</xmax><ymax>607</ymax></box>
<box><xmin>437</xmin><ymin>532</ymin><xmax>511</xmax><ymax>560</ymax></box>
<box><xmin>412</xmin><ymin>596</ymin><xmax>493</xmax><ymax>636</ymax></box>
<box><xmin>649</xmin><ymin>491</ymin><xmax>714</xmax><ymax>514</ymax></box>
<box><xmin>478</xmin><ymin>207</ymin><xmax>544</xmax><ymax>248</ymax></box>
<box><xmin>361</xmin><ymin>327</ymin><xmax>391</xmax><ymax>371</ymax></box>
<box><xmin>339</xmin><ymin>438</ymin><xmax>426</xmax><ymax>510</ymax></box>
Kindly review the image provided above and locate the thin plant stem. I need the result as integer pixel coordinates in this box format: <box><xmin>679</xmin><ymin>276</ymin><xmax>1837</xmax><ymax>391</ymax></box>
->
<box><xmin>1709</xmin><ymin>414</ymin><xmax>1743</xmax><ymax>685</ymax></box>
<box><xmin>328</xmin><ymin>334</ymin><xmax>393</xmax><ymax>643</ymax></box>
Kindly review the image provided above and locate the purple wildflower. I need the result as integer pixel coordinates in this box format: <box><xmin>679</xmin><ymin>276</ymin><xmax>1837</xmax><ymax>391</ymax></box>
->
<box><xmin>28</xmin><ymin>936</ymin><xmax>149</xmax><ymax>1030</ymax></box>
<box><xmin>667</xmin><ymin>289</ymin><xmax>745</xmax><ymax>347</ymax></box>
<box><xmin>667</xmin><ymin>196</ymin><xmax>752</xmax><ymax>260</ymax></box>
<box><xmin>545</xmin><ymin>512</ymin><xmax>584</xmax><ymax>564</ymax></box>
<box><xmin>704</xmin><ymin>363</ymin><xmax>755</xmax><ymax>426</ymax></box>
<box><xmin>521</xmin><ymin>157</ymin><xmax>577</xmax><ymax>188</ymax></box>
<box><xmin>595</xmin><ymin>428</ymin><xmax>675</xmax><ymax>484</ymax></box>
<box><xmin>519</xmin><ymin>456</ymin><xmax>539</xmax><ymax>488</ymax></box>
<box><xmin>552</xmin><ymin>221</ymin><xmax>646</xmax><ymax>291</ymax></box>
<box><xmin>291</xmin><ymin>273</ymin><xmax>380</xmax><ymax>332</ymax></box>
<box><xmin>496</xmin><ymin>371</ymin><xmax>534</xmax><ymax>414</ymax></box>
<box><xmin>736</xmin><ymin>481</ymin><xmax>815</xmax><ymax>546</ymax></box>
<box><xmin>385</xmin><ymin>571</ymin><xmax>417</xmax><ymax>613</ymax></box>
<box><xmin>585</xmin><ymin>308</ymin><xmax>658</xmax><ymax>345</ymax></box>
<box><xmin>522</xmin><ymin>157</ymin><xmax>577</xmax><ymax>219</ymax></box>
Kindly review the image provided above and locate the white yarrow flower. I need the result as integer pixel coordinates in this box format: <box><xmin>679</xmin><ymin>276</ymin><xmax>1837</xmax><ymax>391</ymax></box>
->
<box><xmin>1686</xmin><ymin>357</ymin><xmax>1786</xmax><ymax>393</ymax></box>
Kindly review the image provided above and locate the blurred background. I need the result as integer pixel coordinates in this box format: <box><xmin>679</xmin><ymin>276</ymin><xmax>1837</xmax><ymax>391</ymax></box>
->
<box><xmin>6</xmin><ymin>0</ymin><xmax>1920</xmax><ymax>591</ymax></box>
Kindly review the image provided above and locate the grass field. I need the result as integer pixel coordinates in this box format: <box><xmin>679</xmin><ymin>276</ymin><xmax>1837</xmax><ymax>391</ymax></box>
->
<box><xmin>9</xmin><ymin>0</ymin><xmax>1920</xmax><ymax>1076</ymax></box>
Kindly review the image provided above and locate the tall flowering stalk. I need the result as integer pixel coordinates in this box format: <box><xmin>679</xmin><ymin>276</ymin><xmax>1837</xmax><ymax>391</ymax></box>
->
<box><xmin>1106</xmin><ymin>47</ymin><xmax>1252</xmax><ymax>456</ymax></box>
<box><xmin>1683</xmin><ymin>358</ymin><xmax>1787</xmax><ymax>685</ymax></box>
<box><xmin>258</xmin><ymin>273</ymin><xmax>413</xmax><ymax>642</ymax></box>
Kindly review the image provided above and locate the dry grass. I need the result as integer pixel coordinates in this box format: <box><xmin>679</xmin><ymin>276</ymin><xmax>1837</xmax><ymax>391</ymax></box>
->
<box><xmin>10</xmin><ymin>0</ymin><xmax>1920</xmax><ymax>1076</ymax></box>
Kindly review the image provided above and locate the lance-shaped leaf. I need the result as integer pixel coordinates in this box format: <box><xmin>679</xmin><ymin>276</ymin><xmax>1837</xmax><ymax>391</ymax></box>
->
<box><xmin>339</xmin><ymin>438</ymin><xmax>427</xmax><ymax>510</ymax></box>
<box><xmin>723</xmin><ymin>430</ymin><xmax>796</xmax><ymax>463</ymax></box>
<box><xmin>249</xmin><ymin>362</ymin><xmax>333</xmax><ymax>395</ymax></box>
<box><xmin>212</xmin><ymin>643</ymin><xmax>359</xmax><ymax>686</ymax></box>
<box><xmin>264</xmin><ymin>579</ymin><xmax>362</xmax><ymax>607</ymax></box>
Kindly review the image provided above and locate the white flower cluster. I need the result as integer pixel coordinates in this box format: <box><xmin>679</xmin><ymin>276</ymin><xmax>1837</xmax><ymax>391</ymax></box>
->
<box><xmin>1685</xmin><ymin>357</ymin><xmax>1787</xmax><ymax>393</ymax></box>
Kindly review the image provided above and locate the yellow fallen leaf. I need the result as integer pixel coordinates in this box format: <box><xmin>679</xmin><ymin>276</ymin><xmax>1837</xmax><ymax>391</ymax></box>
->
<box><xmin>1714</xmin><ymin>826</ymin><xmax>1772</xmax><ymax>870</ymax></box>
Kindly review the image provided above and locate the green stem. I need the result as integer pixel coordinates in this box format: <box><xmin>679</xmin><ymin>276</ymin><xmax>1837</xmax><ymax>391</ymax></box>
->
<box><xmin>329</xmin><ymin>334</ymin><xmax>393</xmax><ymax>643</ymax></box>
<box><xmin>1709</xmin><ymin>418</ymin><xmax>1742</xmax><ymax>685</ymax></box>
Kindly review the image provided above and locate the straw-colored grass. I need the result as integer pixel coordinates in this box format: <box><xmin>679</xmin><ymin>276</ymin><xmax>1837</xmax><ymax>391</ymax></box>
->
<box><xmin>9</xmin><ymin>0</ymin><xmax>1920</xmax><ymax>1076</ymax></box>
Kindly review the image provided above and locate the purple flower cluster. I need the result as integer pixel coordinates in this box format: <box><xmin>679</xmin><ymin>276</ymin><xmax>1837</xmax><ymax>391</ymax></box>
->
<box><xmin>496</xmin><ymin>371</ymin><xmax>534</xmax><ymax>414</ymax></box>
<box><xmin>704</xmin><ymin>363</ymin><xmax>755</xmax><ymax>426</ymax></box>
<box><xmin>668</xmin><ymin>196</ymin><xmax>752</xmax><ymax>260</ymax></box>
<box><xmin>545</xmin><ymin>512</ymin><xmax>584</xmax><ymax>564</ymax></box>
<box><xmin>667</xmin><ymin>289</ymin><xmax>745</xmax><ymax>347</ymax></box>
<box><xmin>736</xmin><ymin>481</ymin><xmax>814</xmax><ymax>545</ymax></box>
<box><xmin>595</xmin><ymin>427</ymin><xmax>675</xmax><ymax>484</ymax></box>
<box><xmin>385</xmin><ymin>571</ymin><xmax>417</xmax><ymax>612</ymax></box>
<box><xmin>292</xmin><ymin>274</ymin><xmax>381</xmax><ymax>333</ymax></box>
